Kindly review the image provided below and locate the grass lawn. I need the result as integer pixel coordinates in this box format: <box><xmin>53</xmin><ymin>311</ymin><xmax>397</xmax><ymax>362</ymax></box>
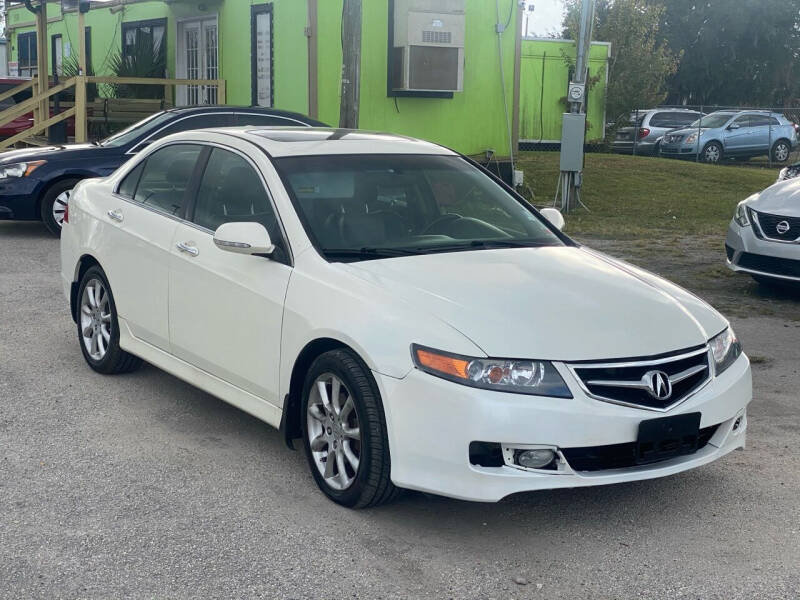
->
<box><xmin>516</xmin><ymin>152</ymin><xmax>778</xmax><ymax>239</ymax></box>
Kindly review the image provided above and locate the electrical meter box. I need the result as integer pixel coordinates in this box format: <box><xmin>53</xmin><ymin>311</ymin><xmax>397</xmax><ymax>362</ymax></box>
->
<box><xmin>560</xmin><ymin>113</ymin><xmax>586</xmax><ymax>172</ymax></box>
<box><xmin>391</xmin><ymin>0</ymin><xmax>465</xmax><ymax>92</ymax></box>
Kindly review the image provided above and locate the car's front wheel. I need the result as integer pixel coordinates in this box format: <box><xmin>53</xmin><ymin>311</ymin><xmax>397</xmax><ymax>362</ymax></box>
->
<box><xmin>771</xmin><ymin>139</ymin><xmax>791</xmax><ymax>163</ymax></box>
<box><xmin>301</xmin><ymin>348</ymin><xmax>399</xmax><ymax>508</ymax></box>
<box><xmin>77</xmin><ymin>266</ymin><xmax>142</xmax><ymax>374</ymax></box>
<box><xmin>702</xmin><ymin>141</ymin><xmax>723</xmax><ymax>164</ymax></box>
<box><xmin>41</xmin><ymin>178</ymin><xmax>81</xmax><ymax>236</ymax></box>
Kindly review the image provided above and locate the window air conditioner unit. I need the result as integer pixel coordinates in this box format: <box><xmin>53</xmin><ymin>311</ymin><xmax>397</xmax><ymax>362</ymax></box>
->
<box><xmin>391</xmin><ymin>0</ymin><xmax>465</xmax><ymax>93</ymax></box>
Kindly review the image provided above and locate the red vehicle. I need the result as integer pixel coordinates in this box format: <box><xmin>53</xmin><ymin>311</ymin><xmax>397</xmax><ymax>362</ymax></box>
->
<box><xmin>0</xmin><ymin>77</ymin><xmax>76</xmax><ymax>139</ymax></box>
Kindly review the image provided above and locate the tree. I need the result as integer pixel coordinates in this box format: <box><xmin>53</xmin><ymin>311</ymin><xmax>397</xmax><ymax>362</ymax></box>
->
<box><xmin>660</xmin><ymin>0</ymin><xmax>800</xmax><ymax>107</ymax></box>
<box><xmin>563</xmin><ymin>0</ymin><xmax>679</xmax><ymax>124</ymax></box>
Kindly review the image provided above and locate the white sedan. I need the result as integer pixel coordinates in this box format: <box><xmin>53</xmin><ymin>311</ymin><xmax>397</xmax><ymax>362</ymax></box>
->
<box><xmin>61</xmin><ymin>128</ymin><xmax>751</xmax><ymax>507</ymax></box>
<box><xmin>726</xmin><ymin>177</ymin><xmax>800</xmax><ymax>285</ymax></box>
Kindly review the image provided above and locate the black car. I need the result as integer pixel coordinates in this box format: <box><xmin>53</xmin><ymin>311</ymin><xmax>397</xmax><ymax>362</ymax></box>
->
<box><xmin>0</xmin><ymin>106</ymin><xmax>326</xmax><ymax>234</ymax></box>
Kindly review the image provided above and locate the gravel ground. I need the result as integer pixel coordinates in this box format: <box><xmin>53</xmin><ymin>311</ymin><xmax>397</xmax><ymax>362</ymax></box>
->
<box><xmin>1</xmin><ymin>221</ymin><xmax>799</xmax><ymax>600</ymax></box>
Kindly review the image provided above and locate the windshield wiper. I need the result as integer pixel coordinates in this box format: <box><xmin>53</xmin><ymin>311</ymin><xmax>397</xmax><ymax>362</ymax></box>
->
<box><xmin>414</xmin><ymin>239</ymin><xmax>551</xmax><ymax>253</ymax></box>
<box><xmin>323</xmin><ymin>247</ymin><xmax>423</xmax><ymax>260</ymax></box>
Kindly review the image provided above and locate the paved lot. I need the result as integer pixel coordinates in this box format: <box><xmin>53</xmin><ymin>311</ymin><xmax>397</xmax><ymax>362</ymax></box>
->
<box><xmin>1</xmin><ymin>221</ymin><xmax>799</xmax><ymax>599</ymax></box>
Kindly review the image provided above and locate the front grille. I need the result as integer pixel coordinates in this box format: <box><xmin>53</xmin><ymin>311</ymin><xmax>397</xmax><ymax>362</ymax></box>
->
<box><xmin>737</xmin><ymin>252</ymin><xmax>800</xmax><ymax>278</ymax></box>
<box><xmin>571</xmin><ymin>347</ymin><xmax>711</xmax><ymax>410</ymax></box>
<box><xmin>665</xmin><ymin>134</ymin><xmax>684</xmax><ymax>143</ymax></box>
<box><xmin>751</xmin><ymin>209</ymin><xmax>800</xmax><ymax>242</ymax></box>
<box><xmin>561</xmin><ymin>424</ymin><xmax>719</xmax><ymax>472</ymax></box>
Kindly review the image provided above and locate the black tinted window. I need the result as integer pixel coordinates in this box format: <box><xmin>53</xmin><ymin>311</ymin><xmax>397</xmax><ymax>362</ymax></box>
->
<box><xmin>191</xmin><ymin>148</ymin><xmax>280</xmax><ymax>241</ymax></box>
<box><xmin>648</xmin><ymin>112</ymin><xmax>673</xmax><ymax>127</ymax></box>
<box><xmin>235</xmin><ymin>113</ymin><xmax>306</xmax><ymax>127</ymax></box>
<box><xmin>118</xmin><ymin>162</ymin><xmax>144</xmax><ymax>198</ymax></box>
<box><xmin>154</xmin><ymin>113</ymin><xmax>233</xmax><ymax>139</ymax></box>
<box><xmin>749</xmin><ymin>115</ymin><xmax>776</xmax><ymax>127</ymax></box>
<box><xmin>734</xmin><ymin>115</ymin><xmax>752</xmax><ymax>127</ymax></box>
<box><xmin>672</xmin><ymin>112</ymin><xmax>701</xmax><ymax>127</ymax></box>
<box><xmin>134</xmin><ymin>144</ymin><xmax>202</xmax><ymax>215</ymax></box>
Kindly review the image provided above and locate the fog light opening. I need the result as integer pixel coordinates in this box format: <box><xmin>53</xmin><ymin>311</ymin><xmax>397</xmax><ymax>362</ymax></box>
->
<box><xmin>732</xmin><ymin>416</ymin><xmax>743</xmax><ymax>431</ymax></box>
<box><xmin>515</xmin><ymin>448</ymin><xmax>556</xmax><ymax>470</ymax></box>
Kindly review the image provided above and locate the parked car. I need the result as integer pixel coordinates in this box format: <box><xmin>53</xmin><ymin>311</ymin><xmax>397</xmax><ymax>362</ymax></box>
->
<box><xmin>61</xmin><ymin>127</ymin><xmax>752</xmax><ymax>508</ymax></box>
<box><xmin>613</xmin><ymin>108</ymin><xmax>703</xmax><ymax>155</ymax></box>
<box><xmin>0</xmin><ymin>106</ymin><xmax>325</xmax><ymax>234</ymax></box>
<box><xmin>726</xmin><ymin>179</ymin><xmax>800</xmax><ymax>286</ymax></box>
<box><xmin>777</xmin><ymin>162</ymin><xmax>800</xmax><ymax>183</ymax></box>
<box><xmin>660</xmin><ymin>110</ymin><xmax>798</xmax><ymax>164</ymax></box>
<box><xmin>0</xmin><ymin>76</ymin><xmax>76</xmax><ymax>140</ymax></box>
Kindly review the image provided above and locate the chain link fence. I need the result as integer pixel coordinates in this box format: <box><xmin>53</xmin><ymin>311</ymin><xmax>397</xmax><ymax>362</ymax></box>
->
<box><xmin>520</xmin><ymin>105</ymin><xmax>800</xmax><ymax>173</ymax></box>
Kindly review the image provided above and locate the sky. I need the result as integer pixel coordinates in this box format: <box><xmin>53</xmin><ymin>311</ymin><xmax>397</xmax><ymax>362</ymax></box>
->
<box><xmin>523</xmin><ymin>0</ymin><xmax>567</xmax><ymax>38</ymax></box>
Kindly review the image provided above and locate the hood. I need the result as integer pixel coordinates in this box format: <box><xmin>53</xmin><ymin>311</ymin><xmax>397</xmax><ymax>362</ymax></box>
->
<box><xmin>748</xmin><ymin>178</ymin><xmax>800</xmax><ymax>216</ymax></box>
<box><xmin>0</xmin><ymin>143</ymin><xmax>104</xmax><ymax>164</ymax></box>
<box><xmin>345</xmin><ymin>246</ymin><xmax>726</xmax><ymax>361</ymax></box>
<box><xmin>667</xmin><ymin>127</ymin><xmax>707</xmax><ymax>137</ymax></box>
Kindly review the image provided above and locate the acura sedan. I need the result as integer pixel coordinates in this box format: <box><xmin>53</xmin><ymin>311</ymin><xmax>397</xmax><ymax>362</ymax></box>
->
<box><xmin>61</xmin><ymin>128</ymin><xmax>751</xmax><ymax>507</ymax></box>
<box><xmin>726</xmin><ymin>178</ymin><xmax>800</xmax><ymax>286</ymax></box>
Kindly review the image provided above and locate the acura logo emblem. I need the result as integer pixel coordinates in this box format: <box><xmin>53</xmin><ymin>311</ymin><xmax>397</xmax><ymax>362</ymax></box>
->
<box><xmin>643</xmin><ymin>370</ymin><xmax>672</xmax><ymax>400</ymax></box>
<box><xmin>776</xmin><ymin>220</ymin><xmax>791</xmax><ymax>235</ymax></box>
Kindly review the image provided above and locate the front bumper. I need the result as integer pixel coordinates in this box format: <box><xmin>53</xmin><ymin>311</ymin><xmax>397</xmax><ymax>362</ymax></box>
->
<box><xmin>725</xmin><ymin>220</ymin><xmax>800</xmax><ymax>282</ymax></box>
<box><xmin>0</xmin><ymin>177</ymin><xmax>43</xmax><ymax>220</ymax></box>
<box><xmin>660</xmin><ymin>142</ymin><xmax>699</xmax><ymax>158</ymax></box>
<box><xmin>376</xmin><ymin>354</ymin><xmax>751</xmax><ymax>502</ymax></box>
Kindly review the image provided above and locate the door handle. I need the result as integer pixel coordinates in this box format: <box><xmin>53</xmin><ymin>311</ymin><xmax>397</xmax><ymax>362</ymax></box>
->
<box><xmin>107</xmin><ymin>209</ymin><xmax>123</xmax><ymax>222</ymax></box>
<box><xmin>176</xmin><ymin>241</ymin><xmax>199</xmax><ymax>257</ymax></box>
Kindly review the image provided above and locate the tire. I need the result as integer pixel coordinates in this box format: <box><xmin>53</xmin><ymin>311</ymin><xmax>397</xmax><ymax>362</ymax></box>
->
<box><xmin>771</xmin><ymin>139</ymin><xmax>791</xmax><ymax>163</ymax></box>
<box><xmin>301</xmin><ymin>348</ymin><xmax>400</xmax><ymax>508</ymax></box>
<box><xmin>76</xmin><ymin>266</ymin><xmax>142</xmax><ymax>375</ymax></box>
<box><xmin>40</xmin><ymin>178</ymin><xmax>81</xmax><ymax>236</ymax></box>
<box><xmin>701</xmin><ymin>141</ymin><xmax>723</xmax><ymax>164</ymax></box>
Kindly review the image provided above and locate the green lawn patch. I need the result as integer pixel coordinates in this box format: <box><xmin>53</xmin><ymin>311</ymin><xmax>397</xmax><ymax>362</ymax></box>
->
<box><xmin>517</xmin><ymin>152</ymin><xmax>777</xmax><ymax>239</ymax></box>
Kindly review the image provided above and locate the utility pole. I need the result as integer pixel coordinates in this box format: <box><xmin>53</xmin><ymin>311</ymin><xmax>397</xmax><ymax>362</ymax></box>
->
<box><xmin>558</xmin><ymin>0</ymin><xmax>595</xmax><ymax>212</ymax></box>
<box><xmin>339</xmin><ymin>0</ymin><xmax>361</xmax><ymax>129</ymax></box>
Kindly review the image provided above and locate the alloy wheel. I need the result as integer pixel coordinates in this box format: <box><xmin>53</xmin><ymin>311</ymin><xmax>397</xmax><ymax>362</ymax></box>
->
<box><xmin>775</xmin><ymin>143</ymin><xmax>790</xmax><ymax>162</ymax></box>
<box><xmin>306</xmin><ymin>373</ymin><xmax>362</xmax><ymax>490</ymax></box>
<box><xmin>80</xmin><ymin>278</ymin><xmax>112</xmax><ymax>361</ymax></box>
<box><xmin>52</xmin><ymin>189</ymin><xmax>70</xmax><ymax>228</ymax></box>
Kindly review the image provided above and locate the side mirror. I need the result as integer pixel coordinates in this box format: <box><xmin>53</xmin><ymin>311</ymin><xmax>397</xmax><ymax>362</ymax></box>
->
<box><xmin>727</xmin><ymin>123</ymin><xmax>740</xmax><ymax>130</ymax></box>
<box><xmin>540</xmin><ymin>207</ymin><xmax>565</xmax><ymax>231</ymax></box>
<box><xmin>213</xmin><ymin>222</ymin><xmax>275</xmax><ymax>256</ymax></box>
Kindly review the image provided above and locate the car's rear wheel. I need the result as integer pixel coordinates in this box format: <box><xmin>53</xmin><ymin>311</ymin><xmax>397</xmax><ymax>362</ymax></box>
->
<box><xmin>702</xmin><ymin>141</ymin><xmax>723</xmax><ymax>164</ymax></box>
<box><xmin>77</xmin><ymin>266</ymin><xmax>142</xmax><ymax>374</ymax></box>
<box><xmin>41</xmin><ymin>178</ymin><xmax>81</xmax><ymax>236</ymax></box>
<box><xmin>301</xmin><ymin>348</ymin><xmax>399</xmax><ymax>508</ymax></box>
<box><xmin>771</xmin><ymin>139</ymin><xmax>791</xmax><ymax>163</ymax></box>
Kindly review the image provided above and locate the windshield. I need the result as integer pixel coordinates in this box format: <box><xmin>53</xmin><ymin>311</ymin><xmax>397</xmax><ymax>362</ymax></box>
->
<box><xmin>100</xmin><ymin>111</ymin><xmax>174</xmax><ymax>147</ymax></box>
<box><xmin>273</xmin><ymin>154</ymin><xmax>566</xmax><ymax>261</ymax></box>
<box><xmin>688</xmin><ymin>114</ymin><xmax>733</xmax><ymax>129</ymax></box>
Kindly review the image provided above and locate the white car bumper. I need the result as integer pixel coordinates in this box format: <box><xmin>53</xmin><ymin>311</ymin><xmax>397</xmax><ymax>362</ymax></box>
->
<box><xmin>376</xmin><ymin>355</ymin><xmax>751</xmax><ymax>502</ymax></box>
<box><xmin>726</xmin><ymin>219</ymin><xmax>800</xmax><ymax>282</ymax></box>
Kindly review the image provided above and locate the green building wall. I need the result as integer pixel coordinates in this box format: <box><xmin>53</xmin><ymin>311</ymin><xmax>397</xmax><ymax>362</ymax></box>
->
<box><xmin>5</xmin><ymin>2</ymin><xmax>608</xmax><ymax>154</ymax></box>
<box><xmin>519</xmin><ymin>39</ymin><xmax>610</xmax><ymax>144</ymax></box>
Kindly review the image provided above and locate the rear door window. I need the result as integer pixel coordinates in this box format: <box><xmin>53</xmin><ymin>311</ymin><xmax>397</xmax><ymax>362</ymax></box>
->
<box><xmin>133</xmin><ymin>144</ymin><xmax>203</xmax><ymax>216</ymax></box>
<box><xmin>733</xmin><ymin>115</ymin><xmax>752</xmax><ymax>128</ymax></box>
<box><xmin>647</xmin><ymin>112</ymin><xmax>674</xmax><ymax>128</ymax></box>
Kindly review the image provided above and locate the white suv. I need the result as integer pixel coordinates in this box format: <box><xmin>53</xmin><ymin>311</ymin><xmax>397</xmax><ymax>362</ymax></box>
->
<box><xmin>726</xmin><ymin>178</ymin><xmax>800</xmax><ymax>285</ymax></box>
<box><xmin>61</xmin><ymin>128</ymin><xmax>751</xmax><ymax>507</ymax></box>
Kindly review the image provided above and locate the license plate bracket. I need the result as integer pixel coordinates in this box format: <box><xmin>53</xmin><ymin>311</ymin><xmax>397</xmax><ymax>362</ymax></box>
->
<box><xmin>636</xmin><ymin>412</ymin><xmax>701</xmax><ymax>465</ymax></box>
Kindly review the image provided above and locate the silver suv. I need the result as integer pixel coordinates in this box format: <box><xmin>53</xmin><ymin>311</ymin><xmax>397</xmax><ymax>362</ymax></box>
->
<box><xmin>613</xmin><ymin>109</ymin><xmax>704</xmax><ymax>155</ymax></box>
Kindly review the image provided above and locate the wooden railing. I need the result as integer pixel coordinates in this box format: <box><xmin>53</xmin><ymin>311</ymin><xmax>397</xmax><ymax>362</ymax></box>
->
<box><xmin>0</xmin><ymin>76</ymin><xmax>227</xmax><ymax>150</ymax></box>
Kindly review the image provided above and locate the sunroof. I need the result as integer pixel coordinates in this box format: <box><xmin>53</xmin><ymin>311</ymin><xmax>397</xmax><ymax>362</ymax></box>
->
<box><xmin>249</xmin><ymin>129</ymin><xmax>410</xmax><ymax>143</ymax></box>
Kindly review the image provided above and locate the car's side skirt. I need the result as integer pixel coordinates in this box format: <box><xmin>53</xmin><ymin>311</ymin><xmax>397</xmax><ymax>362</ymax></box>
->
<box><xmin>118</xmin><ymin>317</ymin><xmax>283</xmax><ymax>429</ymax></box>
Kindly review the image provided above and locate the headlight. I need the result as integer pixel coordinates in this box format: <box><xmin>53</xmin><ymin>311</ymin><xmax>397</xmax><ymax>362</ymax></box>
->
<box><xmin>0</xmin><ymin>160</ymin><xmax>45</xmax><ymax>179</ymax></box>
<box><xmin>709</xmin><ymin>328</ymin><xmax>742</xmax><ymax>375</ymax></box>
<box><xmin>734</xmin><ymin>201</ymin><xmax>750</xmax><ymax>227</ymax></box>
<box><xmin>685</xmin><ymin>133</ymin><xmax>698</xmax><ymax>144</ymax></box>
<box><xmin>411</xmin><ymin>344</ymin><xmax>572</xmax><ymax>398</ymax></box>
